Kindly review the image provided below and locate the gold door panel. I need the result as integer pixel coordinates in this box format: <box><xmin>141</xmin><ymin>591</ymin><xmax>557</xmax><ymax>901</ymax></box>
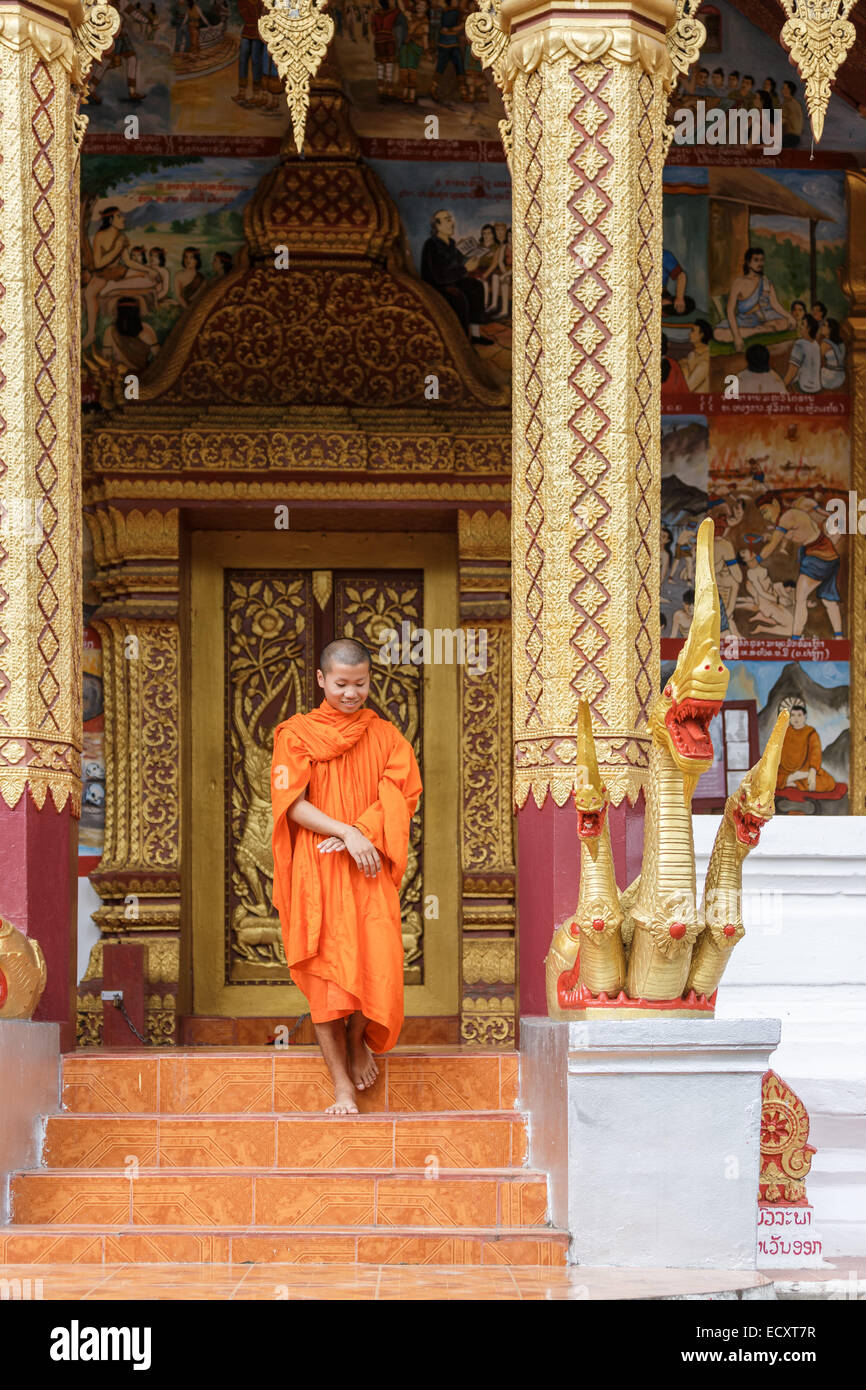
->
<box><xmin>189</xmin><ymin>531</ymin><xmax>459</xmax><ymax>1019</ymax></box>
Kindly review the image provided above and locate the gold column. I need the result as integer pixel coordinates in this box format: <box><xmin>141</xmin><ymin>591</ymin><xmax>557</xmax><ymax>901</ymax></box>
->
<box><xmin>77</xmin><ymin>504</ymin><xmax>182</xmax><ymax>1045</ymax></box>
<box><xmin>457</xmin><ymin>509</ymin><xmax>516</xmax><ymax>1044</ymax></box>
<box><xmin>844</xmin><ymin>171</ymin><xmax>866</xmax><ymax>814</ymax></box>
<box><xmin>469</xmin><ymin>0</ymin><xmax>680</xmax><ymax>812</ymax></box>
<box><xmin>0</xmin><ymin>0</ymin><xmax>116</xmax><ymax>816</ymax></box>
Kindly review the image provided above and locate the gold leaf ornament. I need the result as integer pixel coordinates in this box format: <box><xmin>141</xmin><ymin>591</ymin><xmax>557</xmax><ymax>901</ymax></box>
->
<box><xmin>465</xmin><ymin>0</ymin><xmax>514</xmax><ymax>164</ymax></box>
<box><xmin>259</xmin><ymin>0</ymin><xmax>335</xmax><ymax>152</ymax></box>
<box><xmin>779</xmin><ymin>0</ymin><xmax>858</xmax><ymax>142</ymax></box>
<box><xmin>72</xmin><ymin>0</ymin><xmax>121</xmax><ymax>84</ymax></box>
<box><xmin>666</xmin><ymin>0</ymin><xmax>706</xmax><ymax>81</ymax></box>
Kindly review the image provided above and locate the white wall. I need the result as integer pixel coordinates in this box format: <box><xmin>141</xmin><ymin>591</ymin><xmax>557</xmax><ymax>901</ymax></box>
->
<box><xmin>695</xmin><ymin>816</ymin><xmax>866</xmax><ymax>1256</ymax></box>
<box><xmin>77</xmin><ymin>874</ymin><xmax>102</xmax><ymax>991</ymax></box>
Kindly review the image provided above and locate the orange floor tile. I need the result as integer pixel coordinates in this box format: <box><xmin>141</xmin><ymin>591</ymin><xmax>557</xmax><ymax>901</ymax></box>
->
<box><xmin>0</xmin><ymin>1261</ymin><xmax>778</xmax><ymax>1300</ymax></box>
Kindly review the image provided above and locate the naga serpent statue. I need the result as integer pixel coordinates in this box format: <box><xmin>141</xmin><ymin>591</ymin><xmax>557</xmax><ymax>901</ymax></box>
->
<box><xmin>546</xmin><ymin>517</ymin><xmax>787</xmax><ymax>1019</ymax></box>
<box><xmin>545</xmin><ymin>700</ymin><xmax>625</xmax><ymax>1019</ymax></box>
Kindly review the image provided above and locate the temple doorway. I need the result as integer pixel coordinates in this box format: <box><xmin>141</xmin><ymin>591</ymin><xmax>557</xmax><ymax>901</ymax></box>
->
<box><xmin>186</xmin><ymin>528</ymin><xmax>459</xmax><ymax>1033</ymax></box>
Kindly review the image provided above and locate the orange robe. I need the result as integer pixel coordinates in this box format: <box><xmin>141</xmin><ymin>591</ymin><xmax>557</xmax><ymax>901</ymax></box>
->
<box><xmin>270</xmin><ymin>699</ymin><xmax>422</xmax><ymax>1054</ymax></box>
<box><xmin>776</xmin><ymin>723</ymin><xmax>836</xmax><ymax>792</ymax></box>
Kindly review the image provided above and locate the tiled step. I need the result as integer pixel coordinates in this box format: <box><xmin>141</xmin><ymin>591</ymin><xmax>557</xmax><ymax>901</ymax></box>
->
<box><xmin>0</xmin><ymin>1224</ymin><xmax>568</xmax><ymax>1267</ymax></box>
<box><xmin>10</xmin><ymin>1168</ymin><xmax>549</xmax><ymax>1228</ymax></box>
<box><xmin>0</xmin><ymin>1047</ymin><xmax>566</xmax><ymax>1270</ymax></box>
<box><xmin>42</xmin><ymin>1112</ymin><xmax>527</xmax><ymax>1170</ymax></box>
<box><xmin>60</xmin><ymin>1049</ymin><xmax>519</xmax><ymax>1115</ymax></box>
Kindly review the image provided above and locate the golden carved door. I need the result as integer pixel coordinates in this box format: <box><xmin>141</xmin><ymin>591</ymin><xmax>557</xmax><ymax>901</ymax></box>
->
<box><xmin>188</xmin><ymin>531</ymin><xmax>458</xmax><ymax>1022</ymax></box>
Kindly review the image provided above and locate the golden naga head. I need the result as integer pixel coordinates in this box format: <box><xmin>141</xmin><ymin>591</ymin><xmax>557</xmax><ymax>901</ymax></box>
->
<box><xmin>651</xmin><ymin>517</ymin><xmax>730</xmax><ymax>800</ymax></box>
<box><xmin>574</xmin><ymin>699</ymin><xmax>609</xmax><ymax>842</ymax></box>
<box><xmin>729</xmin><ymin>711</ymin><xmax>789</xmax><ymax>846</ymax></box>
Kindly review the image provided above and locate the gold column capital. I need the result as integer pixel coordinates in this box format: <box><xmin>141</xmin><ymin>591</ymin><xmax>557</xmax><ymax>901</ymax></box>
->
<box><xmin>0</xmin><ymin>0</ymin><xmax>119</xmax><ymax>76</ymax></box>
<box><xmin>467</xmin><ymin>0</ymin><xmax>682</xmax><ymax>161</ymax></box>
<box><xmin>499</xmin><ymin>0</ymin><xmax>676</xmax><ymax>35</ymax></box>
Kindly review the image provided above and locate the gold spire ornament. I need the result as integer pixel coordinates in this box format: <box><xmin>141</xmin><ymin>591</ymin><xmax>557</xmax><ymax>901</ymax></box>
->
<box><xmin>259</xmin><ymin>0</ymin><xmax>335</xmax><ymax>153</ymax></box>
<box><xmin>778</xmin><ymin>0</ymin><xmax>859</xmax><ymax>142</ymax></box>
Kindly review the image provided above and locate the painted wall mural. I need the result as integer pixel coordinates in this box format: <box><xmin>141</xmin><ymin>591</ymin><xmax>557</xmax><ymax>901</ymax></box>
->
<box><xmin>81</xmin><ymin>154</ymin><xmax>277</xmax><ymax>393</ymax></box>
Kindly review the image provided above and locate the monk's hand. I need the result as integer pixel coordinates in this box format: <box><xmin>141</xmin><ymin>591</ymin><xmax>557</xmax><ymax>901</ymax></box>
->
<box><xmin>317</xmin><ymin>836</ymin><xmax>346</xmax><ymax>854</ymax></box>
<box><xmin>343</xmin><ymin>826</ymin><xmax>382</xmax><ymax>878</ymax></box>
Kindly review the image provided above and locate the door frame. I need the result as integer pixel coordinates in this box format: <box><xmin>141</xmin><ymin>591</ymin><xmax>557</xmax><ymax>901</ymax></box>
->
<box><xmin>187</xmin><ymin>528</ymin><xmax>459</xmax><ymax>1019</ymax></box>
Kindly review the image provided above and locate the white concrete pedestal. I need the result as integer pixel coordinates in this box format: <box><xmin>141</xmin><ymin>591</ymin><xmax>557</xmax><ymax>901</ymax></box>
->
<box><xmin>0</xmin><ymin>1020</ymin><xmax>60</xmax><ymax>1222</ymax></box>
<box><xmin>521</xmin><ymin>1016</ymin><xmax>781</xmax><ymax>1269</ymax></box>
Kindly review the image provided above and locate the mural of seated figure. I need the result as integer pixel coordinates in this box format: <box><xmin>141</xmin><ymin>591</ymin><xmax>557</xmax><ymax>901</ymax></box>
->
<box><xmin>775</xmin><ymin>695</ymin><xmax>846</xmax><ymax>807</ymax></box>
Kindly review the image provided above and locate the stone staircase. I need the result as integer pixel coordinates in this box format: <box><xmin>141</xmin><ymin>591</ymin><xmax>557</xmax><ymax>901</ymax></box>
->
<box><xmin>0</xmin><ymin>1048</ymin><xmax>568</xmax><ymax>1266</ymax></box>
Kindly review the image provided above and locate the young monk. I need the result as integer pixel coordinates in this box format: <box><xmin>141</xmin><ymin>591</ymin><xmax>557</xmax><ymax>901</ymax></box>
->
<box><xmin>270</xmin><ymin>638</ymin><xmax>423</xmax><ymax>1114</ymax></box>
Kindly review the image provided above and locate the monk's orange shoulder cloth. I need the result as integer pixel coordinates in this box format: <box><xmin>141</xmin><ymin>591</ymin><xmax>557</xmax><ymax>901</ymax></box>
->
<box><xmin>269</xmin><ymin>700</ymin><xmax>422</xmax><ymax>1048</ymax></box>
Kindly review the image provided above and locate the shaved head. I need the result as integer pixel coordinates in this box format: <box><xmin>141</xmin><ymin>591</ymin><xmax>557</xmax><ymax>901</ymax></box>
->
<box><xmin>318</xmin><ymin>638</ymin><xmax>372</xmax><ymax>674</ymax></box>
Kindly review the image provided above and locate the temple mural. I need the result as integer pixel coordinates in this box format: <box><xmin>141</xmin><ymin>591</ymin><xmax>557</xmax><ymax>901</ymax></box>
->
<box><xmin>80</xmin><ymin>154</ymin><xmax>277</xmax><ymax>390</ymax></box>
<box><xmin>667</xmin><ymin>0</ymin><xmax>866</xmax><ymax>155</ymax></box>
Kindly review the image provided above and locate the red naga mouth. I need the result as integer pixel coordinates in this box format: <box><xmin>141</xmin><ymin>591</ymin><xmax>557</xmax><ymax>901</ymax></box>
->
<box><xmin>577</xmin><ymin>803</ymin><xmax>607</xmax><ymax>840</ymax></box>
<box><xmin>733</xmin><ymin>804</ymin><xmax>766</xmax><ymax>846</ymax></box>
<box><xmin>665</xmin><ymin>696</ymin><xmax>722</xmax><ymax>763</ymax></box>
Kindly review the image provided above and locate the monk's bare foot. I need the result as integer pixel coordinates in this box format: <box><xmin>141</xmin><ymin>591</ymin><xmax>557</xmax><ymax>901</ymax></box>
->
<box><xmin>325</xmin><ymin>1084</ymin><xmax>359</xmax><ymax>1115</ymax></box>
<box><xmin>347</xmin><ymin>1029</ymin><xmax>379</xmax><ymax>1091</ymax></box>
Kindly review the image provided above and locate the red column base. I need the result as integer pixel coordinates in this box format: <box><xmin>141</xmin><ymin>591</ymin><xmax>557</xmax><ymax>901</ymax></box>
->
<box><xmin>516</xmin><ymin>791</ymin><xmax>645</xmax><ymax>1018</ymax></box>
<box><xmin>0</xmin><ymin>789</ymin><xmax>78</xmax><ymax>1051</ymax></box>
<box><xmin>103</xmin><ymin>943</ymin><xmax>147</xmax><ymax>1047</ymax></box>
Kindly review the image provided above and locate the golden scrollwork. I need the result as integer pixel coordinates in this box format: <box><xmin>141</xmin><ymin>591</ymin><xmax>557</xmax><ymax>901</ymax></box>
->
<box><xmin>76</xmin><ymin>994</ymin><xmax>103</xmax><ymax>1046</ymax></box>
<box><xmin>72</xmin><ymin>0</ymin><xmax>120</xmax><ymax>82</ymax></box>
<box><xmin>70</xmin><ymin>1</ymin><xmax>122</xmax><ymax>149</ymax></box>
<box><xmin>665</xmin><ymin>0</ymin><xmax>706</xmax><ymax>81</ymax></box>
<box><xmin>465</xmin><ymin>0</ymin><xmax>514</xmax><ymax>162</ymax></box>
<box><xmin>460</xmin><ymin>994</ymin><xmax>514</xmax><ymax>1045</ymax></box>
<box><xmin>461</xmin><ymin>623</ymin><xmax>514</xmax><ymax>872</ymax></box>
<box><xmin>779</xmin><ymin>0</ymin><xmax>858</xmax><ymax>143</ymax></box>
<box><xmin>146</xmin><ymin>994</ymin><xmax>177</xmax><ymax>1046</ymax></box>
<box><xmin>258</xmin><ymin>0</ymin><xmax>335</xmax><ymax>153</ymax></box>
